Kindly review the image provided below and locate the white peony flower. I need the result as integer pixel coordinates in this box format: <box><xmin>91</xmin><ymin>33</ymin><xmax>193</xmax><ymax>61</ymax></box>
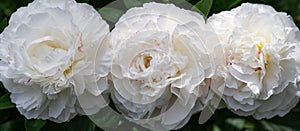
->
<box><xmin>109</xmin><ymin>2</ymin><xmax>218</xmax><ymax>130</ymax></box>
<box><xmin>208</xmin><ymin>3</ymin><xmax>300</xmax><ymax>119</ymax></box>
<box><xmin>0</xmin><ymin>0</ymin><xmax>111</xmax><ymax>122</ymax></box>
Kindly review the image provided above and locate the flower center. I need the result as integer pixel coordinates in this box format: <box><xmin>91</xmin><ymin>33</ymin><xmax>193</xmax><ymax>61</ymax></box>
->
<box><xmin>143</xmin><ymin>55</ymin><xmax>152</xmax><ymax>69</ymax></box>
<box><xmin>63</xmin><ymin>66</ymin><xmax>72</xmax><ymax>76</ymax></box>
<box><xmin>130</xmin><ymin>50</ymin><xmax>181</xmax><ymax>89</ymax></box>
<box><xmin>226</xmin><ymin>41</ymin><xmax>270</xmax><ymax>72</ymax></box>
<box><xmin>25</xmin><ymin>36</ymin><xmax>75</xmax><ymax>91</ymax></box>
<box><xmin>27</xmin><ymin>37</ymin><xmax>69</xmax><ymax>66</ymax></box>
<box><xmin>255</xmin><ymin>42</ymin><xmax>264</xmax><ymax>52</ymax></box>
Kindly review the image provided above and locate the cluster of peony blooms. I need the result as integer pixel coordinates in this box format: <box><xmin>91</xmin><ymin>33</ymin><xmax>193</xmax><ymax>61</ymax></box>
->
<box><xmin>0</xmin><ymin>0</ymin><xmax>299</xmax><ymax>130</ymax></box>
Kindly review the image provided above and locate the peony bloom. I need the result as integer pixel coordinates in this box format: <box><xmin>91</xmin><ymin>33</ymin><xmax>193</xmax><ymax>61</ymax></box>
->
<box><xmin>109</xmin><ymin>2</ymin><xmax>218</xmax><ymax>130</ymax></box>
<box><xmin>0</xmin><ymin>0</ymin><xmax>111</xmax><ymax>122</ymax></box>
<box><xmin>208</xmin><ymin>3</ymin><xmax>300</xmax><ymax>119</ymax></box>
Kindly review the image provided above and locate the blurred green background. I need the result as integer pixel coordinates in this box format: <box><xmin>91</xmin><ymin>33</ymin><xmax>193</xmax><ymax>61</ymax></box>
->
<box><xmin>0</xmin><ymin>0</ymin><xmax>300</xmax><ymax>131</ymax></box>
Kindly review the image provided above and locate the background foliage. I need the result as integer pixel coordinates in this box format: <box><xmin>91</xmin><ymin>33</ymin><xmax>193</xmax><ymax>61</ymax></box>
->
<box><xmin>0</xmin><ymin>0</ymin><xmax>300</xmax><ymax>131</ymax></box>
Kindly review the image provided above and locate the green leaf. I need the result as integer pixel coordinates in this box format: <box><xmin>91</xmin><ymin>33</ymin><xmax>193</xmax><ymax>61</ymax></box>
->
<box><xmin>209</xmin><ymin>0</ymin><xmax>242</xmax><ymax>15</ymax></box>
<box><xmin>41</xmin><ymin>116</ymin><xmax>95</xmax><ymax>131</ymax></box>
<box><xmin>139</xmin><ymin>0</ymin><xmax>152</xmax><ymax>3</ymax></box>
<box><xmin>0</xmin><ymin>110</ymin><xmax>11</xmax><ymax>123</ymax></box>
<box><xmin>227</xmin><ymin>0</ymin><xmax>242</xmax><ymax>9</ymax></box>
<box><xmin>0</xmin><ymin>119</ymin><xmax>25</xmax><ymax>131</ymax></box>
<box><xmin>267</xmin><ymin>109</ymin><xmax>300</xmax><ymax>130</ymax></box>
<box><xmin>259</xmin><ymin>120</ymin><xmax>294</xmax><ymax>131</ymax></box>
<box><xmin>243</xmin><ymin>119</ymin><xmax>255</xmax><ymax>130</ymax></box>
<box><xmin>25</xmin><ymin>119</ymin><xmax>47</xmax><ymax>131</ymax></box>
<box><xmin>123</xmin><ymin>0</ymin><xmax>153</xmax><ymax>9</ymax></box>
<box><xmin>123</xmin><ymin>0</ymin><xmax>142</xmax><ymax>8</ymax></box>
<box><xmin>192</xmin><ymin>0</ymin><xmax>213</xmax><ymax>17</ymax></box>
<box><xmin>225</xmin><ymin>118</ymin><xmax>245</xmax><ymax>130</ymax></box>
<box><xmin>180</xmin><ymin>126</ymin><xmax>192</xmax><ymax>131</ymax></box>
<box><xmin>0</xmin><ymin>17</ymin><xmax>7</xmax><ymax>33</ymax></box>
<box><xmin>98</xmin><ymin>7</ymin><xmax>125</xmax><ymax>23</ymax></box>
<box><xmin>89</xmin><ymin>106</ymin><xmax>151</xmax><ymax>131</ymax></box>
<box><xmin>169</xmin><ymin>0</ymin><xmax>186</xmax><ymax>5</ymax></box>
<box><xmin>76</xmin><ymin>0</ymin><xmax>90</xmax><ymax>3</ymax></box>
<box><xmin>0</xmin><ymin>93</ymin><xmax>16</xmax><ymax>110</ymax></box>
<box><xmin>212</xmin><ymin>124</ymin><xmax>221</xmax><ymax>131</ymax></box>
<box><xmin>215</xmin><ymin>114</ymin><xmax>255</xmax><ymax>131</ymax></box>
<box><xmin>67</xmin><ymin>116</ymin><xmax>95</xmax><ymax>131</ymax></box>
<box><xmin>0</xmin><ymin>82</ymin><xmax>5</xmax><ymax>93</ymax></box>
<box><xmin>0</xmin><ymin>2</ymin><xmax>8</xmax><ymax>10</ymax></box>
<box><xmin>90</xmin><ymin>108</ymin><xmax>122</xmax><ymax>130</ymax></box>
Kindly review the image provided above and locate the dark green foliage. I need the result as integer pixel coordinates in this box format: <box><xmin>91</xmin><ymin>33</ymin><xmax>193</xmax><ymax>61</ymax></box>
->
<box><xmin>0</xmin><ymin>93</ymin><xmax>15</xmax><ymax>110</ymax></box>
<box><xmin>192</xmin><ymin>0</ymin><xmax>213</xmax><ymax>17</ymax></box>
<box><xmin>25</xmin><ymin>119</ymin><xmax>47</xmax><ymax>131</ymax></box>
